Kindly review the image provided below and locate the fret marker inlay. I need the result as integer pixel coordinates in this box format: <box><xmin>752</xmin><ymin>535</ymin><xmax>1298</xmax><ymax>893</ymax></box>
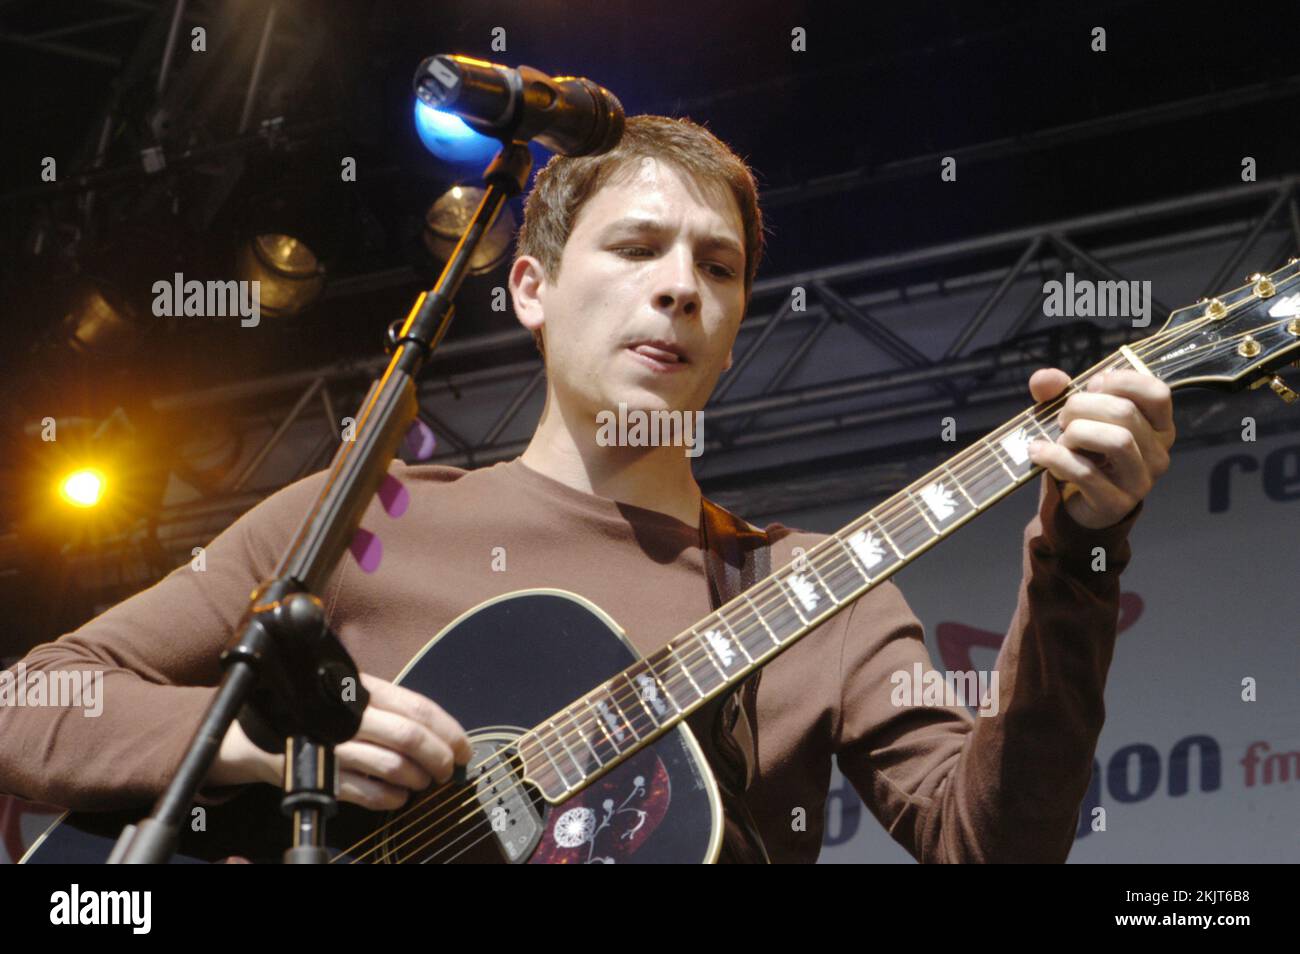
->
<box><xmin>703</xmin><ymin>629</ymin><xmax>735</xmax><ymax>667</ymax></box>
<box><xmin>1000</xmin><ymin>427</ymin><xmax>1032</xmax><ymax>465</ymax></box>
<box><xmin>846</xmin><ymin>529</ymin><xmax>886</xmax><ymax>569</ymax></box>
<box><xmin>635</xmin><ymin>673</ymin><xmax>668</xmax><ymax>716</ymax></box>
<box><xmin>919</xmin><ymin>481</ymin><xmax>958</xmax><ymax>521</ymax></box>
<box><xmin>594</xmin><ymin>699</ymin><xmax>625</xmax><ymax>743</ymax></box>
<box><xmin>786</xmin><ymin>573</ymin><xmax>820</xmax><ymax>612</ymax></box>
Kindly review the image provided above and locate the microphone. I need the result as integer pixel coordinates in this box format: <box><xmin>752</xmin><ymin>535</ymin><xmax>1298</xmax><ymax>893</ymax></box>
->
<box><xmin>413</xmin><ymin>54</ymin><xmax>624</xmax><ymax>157</ymax></box>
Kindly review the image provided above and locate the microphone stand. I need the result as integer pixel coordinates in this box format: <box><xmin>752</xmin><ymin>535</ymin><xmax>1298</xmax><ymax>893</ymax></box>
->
<box><xmin>107</xmin><ymin>140</ymin><xmax>534</xmax><ymax>863</ymax></box>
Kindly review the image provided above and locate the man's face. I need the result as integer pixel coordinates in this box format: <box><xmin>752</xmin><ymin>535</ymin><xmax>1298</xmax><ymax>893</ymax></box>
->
<box><xmin>514</xmin><ymin>158</ymin><xmax>747</xmax><ymax>420</ymax></box>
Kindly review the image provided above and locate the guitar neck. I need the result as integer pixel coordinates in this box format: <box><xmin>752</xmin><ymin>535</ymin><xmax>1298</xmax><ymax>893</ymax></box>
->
<box><xmin>517</xmin><ymin>348</ymin><xmax>1146</xmax><ymax>802</ymax></box>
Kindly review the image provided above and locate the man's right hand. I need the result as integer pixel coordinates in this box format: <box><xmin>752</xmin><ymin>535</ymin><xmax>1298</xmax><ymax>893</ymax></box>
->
<box><xmin>207</xmin><ymin>673</ymin><xmax>473</xmax><ymax>811</ymax></box>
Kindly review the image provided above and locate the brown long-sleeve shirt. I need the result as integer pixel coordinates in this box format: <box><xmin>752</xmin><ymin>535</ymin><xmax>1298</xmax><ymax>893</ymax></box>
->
<box><xmin>0</xmin><ymin>456</ymin><xmax>1140</xmax><ymax>862</ymax></box>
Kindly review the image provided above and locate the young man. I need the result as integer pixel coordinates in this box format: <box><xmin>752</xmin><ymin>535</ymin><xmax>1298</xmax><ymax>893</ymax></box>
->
<box><xmin>0</xmin><ymin>116</ymin><xmax>1174</xmax><ymax>863</ymax></box>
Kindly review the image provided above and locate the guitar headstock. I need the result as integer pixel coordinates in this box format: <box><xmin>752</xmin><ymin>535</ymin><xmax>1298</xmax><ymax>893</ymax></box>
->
<box><xmin>1140</xmin><ymin>258</ymin><xmax>1300</xmax><ymax>397</ymax></box>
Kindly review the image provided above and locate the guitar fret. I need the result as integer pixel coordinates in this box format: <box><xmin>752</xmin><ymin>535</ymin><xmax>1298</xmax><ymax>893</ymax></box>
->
<box><xmin>610</xmin><ymin>691</ymin><xmax>641</xmax><ymax>743</ymax></box>
<box><xmin>696</xmin><ymin>628</ymin><xmax>733</xmax><ymax>679</ymax></box>
<box><xmin>951</xmin><ymin>454</ymin><xmax>1007</xmax><ymax>508</ymax></box>
<box><xmin>669</xmin><ymin>644</ymin><xmax>704</xmax><ymax>697</ymax></box>
<box><xmin>836</xmin><ymin>534</ymin><xmax>872</xmax><ymax>582</ymax></box>
<box><xmin>583</xmin><ymin>697</ymin><xmax>623</xmax><ymax>755</ymax></box>
<box><xmin>942</xmin><ymin>462</ymin><xmax>978</xmax><ymax>507</ymax></box>
<box><xmin>547</xmin><ymin>718</ymin><xmax>588</xmax><ymax>780</ymax></box>
<box><xmin>537</xmin><ymin>732</ymin><xmax>575</xmax><ymax>789</ymax></box>
<box><xmin>906</xmin><ymin>490</ymin><xmax>941</xmax><ymax>533</ymax></box>
<box><xmin>842</xmin><ymin>523</ymin><xmax>895</xmax><ymax>580</ymax></box>
<box><xmin>987</xmin><ymin>436</ymin><xmax>1019</xmax><ymax>478</ymax></box>
<box><xmin>725</xmin><ymin>600</ymin><xmax>775</xmax><ymax>661</ymax></box>
<box><xmin>637</xmin><ymin>660</ymin><xmax>686</xmax><ymax>722</ymax></box>
<box><xmin>588</xmin><ymin>687</ymin><xmax>641</xmax><ymax>751</ymax></box>
<box><xmin>1027</xmin><ymin>414</ymin><xmax>1057</xmax><ymax>442</ymax></box>
<box><xmin>679</xmin><ymin>633</ymin><xmax>725</xmax><ymax>693</ymax></box>
<box><xmin>560</xmin><ymin>707</ymin><xmax>604</xmax><ymax>767</ymax></box>
<box><xmin>761</xmin><ymin>581</ymin><xmax>806</xmax><ymax>638</ymax></box>
<box><xmin>869</xmin><ymin>515</ymin><xmax>904</xmax><ymax>559</ymax></box>
<box><xmin>715</xmin><ymin>612</ymin><xmax>755</xmax><ymax>664</ymax></box>
<box><xmin>622</xmin><ymin>672</ymin><xmax>663</xmax><ymax>727</ymax></box>
<box><xmin>995</xmin><ymin>421</ymin><xmax>1037</xmax><ymax>471</ymax></box>
<box><xmin>776</xmin><ymin>576</ymin><xmax>811</xmax><ymax>625</ymax></box>
<box><xmin>810</xmin><ymin>541</ymin><xmax>863</xmax><ymax>601</ymax></box>
<box><xmin>742</xmin><ymin>593</ymin><xmax>781</xmax><ymax>646</ymax></box>
<box><xmin>806</xmin><ymin>558</ymin><xmax>841</xmax><ymax>606</ymax></box>
<box><xmin>800</xmin><ymin>556</ymin><xmax>842</xmax><ymax>610</ymax></box>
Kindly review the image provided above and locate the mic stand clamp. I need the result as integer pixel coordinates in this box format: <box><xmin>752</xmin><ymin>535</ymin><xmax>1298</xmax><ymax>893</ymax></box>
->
<box><xmin>224</xmin><ymin>582</ymin><xmax>368</xmax><ymax>864</ymax></box>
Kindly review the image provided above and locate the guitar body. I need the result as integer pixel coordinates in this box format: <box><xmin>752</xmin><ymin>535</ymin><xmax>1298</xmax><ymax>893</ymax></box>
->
<box><xmin>21</xmin><ymin>590</ymin><xmax>724</xmax><ymax>864</ymax></box>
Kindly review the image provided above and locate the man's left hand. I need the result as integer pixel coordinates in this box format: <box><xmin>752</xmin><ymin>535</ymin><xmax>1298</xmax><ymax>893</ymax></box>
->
<box><xmin>1026</xmin><ymin>367</ymin><xmax>1176</xmax><ymax>530</ymax></box>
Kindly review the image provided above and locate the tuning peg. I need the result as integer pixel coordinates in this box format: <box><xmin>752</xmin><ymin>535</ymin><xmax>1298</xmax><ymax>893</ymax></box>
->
<box><xmin>1249</xmin><ymin>274</ymin><xmax>1277</xmax><ymax>298</ymax></box>
<box><xmin>1267</xmin><ymin>376</ymin><xmax>1299</xmax><ymax>404</ymax></box>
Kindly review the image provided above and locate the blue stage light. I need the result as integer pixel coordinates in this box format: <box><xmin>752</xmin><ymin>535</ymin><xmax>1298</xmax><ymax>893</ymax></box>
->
<box><xmin>414</xmin><ymin>100</ymin><xmax>500</xmax><ymax>165</ymax></box>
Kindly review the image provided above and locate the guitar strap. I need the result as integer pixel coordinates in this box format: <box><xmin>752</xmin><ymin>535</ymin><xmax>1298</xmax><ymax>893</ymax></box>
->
<box><xmin>690</xmin><ymin>495</ymin><xmax>772</xmax><ymax>864</ymax></box>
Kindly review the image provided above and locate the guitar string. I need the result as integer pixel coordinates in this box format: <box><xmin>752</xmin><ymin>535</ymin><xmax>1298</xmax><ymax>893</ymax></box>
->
<box><xmin>344</xmin><ymin>308</ymin><xmax>1255</xmax><ymax>863</ymax></box>
<box><xmin>410</xmin><ymin>305</ymin><xmax>1300</xmax><ymax>863</ymax></box>
<box><xmin>378</xmin><ymin>307</ymin><xmax>1300</xmax><ymax>865</ymax></box>
<box><xmin>338</xmin><ymin>305</ymin><xmax>1288</xmax><ymax>862</ymax></box>
<box><xmin>334</xmin><ymin>313</ymin><xmax>1219</xmax><ymax>863</ymax></box>
<box><xmin>337</xmin><ymin>355</ymin><xmax>1121</xmax><ymax>864</ymax></box>
<box><xmin>374</xmin><ymin>303</ymin><xmax>1300</xmax><ymax>862</ymax></box>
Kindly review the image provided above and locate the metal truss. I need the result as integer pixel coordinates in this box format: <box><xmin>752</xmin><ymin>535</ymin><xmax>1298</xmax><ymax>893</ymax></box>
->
<box><xmin>33</xmin><ymin>173</ymin><xmax>1300</xmax><ymax>588</ymax></box>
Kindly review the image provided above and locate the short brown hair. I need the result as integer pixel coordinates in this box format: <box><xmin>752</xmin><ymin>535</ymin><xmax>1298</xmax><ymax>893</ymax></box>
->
<box><xmin>514</xmin><ymin>114</ymin><xmax>764</xmax><ymax>359</ymax></box>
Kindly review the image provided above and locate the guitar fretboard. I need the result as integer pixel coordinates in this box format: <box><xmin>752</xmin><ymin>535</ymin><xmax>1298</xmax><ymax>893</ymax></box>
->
<box><xmin>515</xmin><ymin>357</ymin><xmax>1135</xmax><ymax>802</ymax></box>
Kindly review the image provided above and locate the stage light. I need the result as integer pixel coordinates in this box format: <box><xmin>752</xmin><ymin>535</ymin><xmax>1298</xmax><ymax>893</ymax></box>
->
<box><xmin>61</xmin><ymin>279</ymin><xmax>144</xmax><ymax>358</ymax></box>
<box><xmin>414</xmin><ymin>100</ymin><xmax>499</xmax><ymax>165</ymax></box>
<box><xmin>58</xmin><ymin>468</ymin><xmax>106</xmax><ymax>509</ymax></box>
<box><xmin>234</xmin><ymin>233</ymin><xmax>327</xmax><ymax>318</ymax></box>
<box><xmin>422</xmin><ymin>185</ymin><xmax>515</xmax><ymax>274</ymax></box>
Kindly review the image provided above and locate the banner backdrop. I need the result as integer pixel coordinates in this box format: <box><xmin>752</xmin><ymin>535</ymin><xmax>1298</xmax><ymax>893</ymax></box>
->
<box><xmin>770</xmin><ymin>428</ymin><xmax>1300</xmax><ymax>863</ymax></box>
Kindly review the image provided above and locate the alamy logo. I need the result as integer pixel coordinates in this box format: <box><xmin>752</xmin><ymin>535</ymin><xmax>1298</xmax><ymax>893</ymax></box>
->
<box><xmin>889</xmin><ymin>663</ymin><xmax>1000</xmax><ymax>717</ymax></box>
<box><xmin>595</xmin><ymin>402</ymin><xmax>704</xmax><ymax>458</ymax></box>
<box><xmin>0</xmin><ymin>664</ymin><xmax>103</xmax><ymax>717</ymax></box>
<box><xmin>49</xmin><ymin>884</ymin><xmax>151</xmax><ymax>934</ymax></box>
<box><xmin>1042</xmin><ymin>271</ymin><xmax>1151</xmax><ymax>327</ymax></box>
<box><xmin>152</xmin><ymin>272</ymin><xmax>261</xmax><ymax>327</ymax></box>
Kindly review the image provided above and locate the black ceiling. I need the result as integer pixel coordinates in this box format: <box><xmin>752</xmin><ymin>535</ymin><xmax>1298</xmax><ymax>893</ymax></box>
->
<box><xmin>3</xmin><ymin>0</ymin><xmax>1296</xmax><ymax>386</ymax></box>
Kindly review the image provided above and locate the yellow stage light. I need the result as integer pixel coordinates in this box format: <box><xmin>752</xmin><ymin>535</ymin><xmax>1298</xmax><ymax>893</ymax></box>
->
<box><xmin>59</xmin><ymin>468</ymin><xmax>106</xmax><ymax>508</ymax></box>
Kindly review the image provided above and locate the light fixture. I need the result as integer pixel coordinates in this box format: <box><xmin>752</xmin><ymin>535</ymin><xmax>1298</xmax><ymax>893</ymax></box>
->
<box><xmin>58</xmin><ymin>468</ymin><xmax>107</xmax><ymax>509</ymax></box>
<box><xmin>60</xmin><ymin>278</ymin><xmax>144</xmax><ymax>358</ymax></box>
<box><xmin>234</xmin><ymin>233</ymin><xmax>327</xmax><ymax>319</ymax></box>
<box><xmin>422</xmin><ymin>185</ymin><xmax>515</xmax><ymax>274</ymax></box>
